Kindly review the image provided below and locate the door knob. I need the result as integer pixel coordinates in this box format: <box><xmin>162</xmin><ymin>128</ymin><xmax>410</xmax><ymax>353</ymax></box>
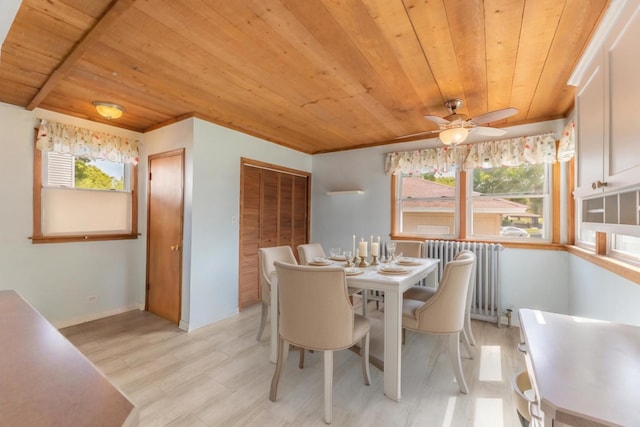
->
<box><xmin>170</xmin><ymin>244</ymin><xmax>181</xmax><ymax>251</ymax></box>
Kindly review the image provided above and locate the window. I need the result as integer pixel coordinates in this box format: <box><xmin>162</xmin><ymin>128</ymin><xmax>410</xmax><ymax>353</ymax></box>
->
<box><xmin>32</xmin><ymin>121</ymin><xmax>139</xmax><ymax>243</ymax></box>
<box><xmin>470</xmin><ymin>164</ymin><xmax>551</xmax><ymax>240</ymax></box>
<box><xmin>388</xmin><ymin>134</ymin><xmax>559</xmax><ymax>243</ymax></box>
<box><xmin>395</xmin><ymin>168</ymin><xmax>457</xmax><ymax>238</ymax></box>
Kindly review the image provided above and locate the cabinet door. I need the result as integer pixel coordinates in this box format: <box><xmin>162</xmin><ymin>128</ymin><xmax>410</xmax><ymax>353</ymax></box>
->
<box><xmin>575</xmin><ymin>57</ymin><xmax>605</xmax><ymax>198</ymax></box>
<box><xmin>605</xmin><ymin>2</ymin><xmax>640</xmax><ymax>190</ymax></box>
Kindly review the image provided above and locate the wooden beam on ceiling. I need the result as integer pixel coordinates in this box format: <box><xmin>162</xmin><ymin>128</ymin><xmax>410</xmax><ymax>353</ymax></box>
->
<box><xmin>26</xmin><ymin>0</ymin><xmax>136</xmax><ymax>111</ymax></box>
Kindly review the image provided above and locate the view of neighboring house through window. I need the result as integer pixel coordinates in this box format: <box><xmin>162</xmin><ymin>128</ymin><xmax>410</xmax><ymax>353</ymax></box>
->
<box><xmin>395</xmin><ymin>163</ymin><xmax>551</xmax><ymax>240</ymax></box>
<box><xmin>397</xmin><ymin>168</ymin><xmax>457</xmax><ymax>238</ymax></box>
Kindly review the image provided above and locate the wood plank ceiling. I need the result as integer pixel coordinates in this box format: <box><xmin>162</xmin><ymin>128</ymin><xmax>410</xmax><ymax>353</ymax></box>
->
<box><xmin>0</xmin><ymin>0</ymin><xmax>610</xmax><ymax>154</ymax></box>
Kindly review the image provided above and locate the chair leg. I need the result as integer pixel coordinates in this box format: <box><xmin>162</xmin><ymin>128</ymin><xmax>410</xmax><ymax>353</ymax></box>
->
<box><xmin>256</xmin><ymin>302</ymin><xmax>268</xmax><ymax>341</ymax></box>
<box><xmin>402</xmin><ymin>328</ymin><xmax>406</xmax><ymax>345</ymax></box>
<box><xmin>464</xmin><ymin>312</ymin><xmax>476</xmax><ymax>346</ymax></box>
<box><xmin>448</xmin><ymin>333</ymin><xmax>468</xmax><ymax>394</ymax></box>
<box><xmin>299</xmin><ymin>347</ymin><xmax>305</xmax><ymax>369</ymax></box>
<box><xmin>361</xmin><ymin>332</ymin><xmax>371</xmax><ymax>385</ymax></box>
<box><xmin>461</xmin><ymin>327</ymin><xmax>474</xmax><ymax>359</ymax></box>
<box><xmin>270</xmin><ymin>337</ymin><xmax>286</xmax><ymax>401</ymax></box>
<box><xmin>324</xmin><ymin>350</ymin><xmax>333</xmax><ymax>424</ymax></box>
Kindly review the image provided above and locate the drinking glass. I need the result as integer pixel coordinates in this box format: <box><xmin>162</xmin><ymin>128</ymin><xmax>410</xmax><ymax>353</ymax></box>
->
<box><xmin>387</xmin><ymin>241</ymin><xmax>396</xmax><ymax>261</ymax></box>
<box><xmin>343</xmin><ymin>250</ymin><xmax>352</xmax><ymax>266</ymax></box>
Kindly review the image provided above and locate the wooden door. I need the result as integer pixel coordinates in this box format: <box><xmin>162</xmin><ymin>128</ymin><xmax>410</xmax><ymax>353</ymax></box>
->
<box><xmin>238</xmin><ymin>159</ymin><xmax>310</xmax><ymax>310</ymax></box>
<box><xmin>146</xmin><ymin>149</ymin><xmax>184</xmax><ymax>324</ymax></box>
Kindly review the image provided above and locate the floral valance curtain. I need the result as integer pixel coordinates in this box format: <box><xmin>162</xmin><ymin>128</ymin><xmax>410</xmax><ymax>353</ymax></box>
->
<box><xmin>385</xmin><ymin>132</ymin><xmax>575</xmax><ymax>175</ymax></box>
<box><xmin>36</xmin><ymin>119</ymin><xmax>140</xmax><ymax>165</ymax></box>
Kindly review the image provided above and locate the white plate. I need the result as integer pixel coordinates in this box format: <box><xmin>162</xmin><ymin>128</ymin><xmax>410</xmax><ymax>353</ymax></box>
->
<box><xmin>344</xmin><ymin>267</ymin><xmax>363</xmax><ymax>276</ymax></box>
<box><xmin>309</xmin><ymin>259</ymin><xmax>331</xmax><ymax>266</ymax></box>
<box><xmin>396</xmin><ymin>257</ymin><xmax>422</xmax><ymax>266</ymax></box>
<box><xmin>377</xmin><ymin>266</ymin><xmax>410</xmax><ymax>275</ymax></box>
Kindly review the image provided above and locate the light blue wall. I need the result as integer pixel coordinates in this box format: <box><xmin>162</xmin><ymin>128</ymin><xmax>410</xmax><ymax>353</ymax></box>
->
<box><xmin>0</xmin><ymin>103</ymin><xmax>146</xmax><ymax>327</ymax></box>
<box><xmin>569</xmin><ymin>255</ymin><xmax>640</xmax><ymax>326</ymax></box>
<box><xmin>2</xmin><ymin>102</ymin><xmax>638</xmax><ymax>329</ymax></box>
<box><xmin>145</xmin><ymin>118</ymin><xmax>312</xmax><ymax>330</ymax></box>
<box><xmin>310</xmin><ymin>120</ymin><xmax>640</xmax><ymax>326</ymax></box>
<box><xmin>186</xmin><ymin>118</ymin><xmax>311</xmax><ymax>330</ymax></box>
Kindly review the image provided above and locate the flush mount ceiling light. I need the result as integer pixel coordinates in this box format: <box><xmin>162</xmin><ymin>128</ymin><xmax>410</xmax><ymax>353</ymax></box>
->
<box><xmin>438</xmin><ymin>126</ymin><xmax>469</xmax><ymax>145</ymax></box>
<box><xmin>92</xmin><ymin>101</ymin><xmax>125</xmax><ymax>119</ymax></box>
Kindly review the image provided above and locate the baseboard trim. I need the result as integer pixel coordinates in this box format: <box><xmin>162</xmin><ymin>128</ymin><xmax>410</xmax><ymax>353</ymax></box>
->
<box><xmin>53</xmin><ymin>304</ymin><xmax>143</xmax><ymax>329</ymax></box>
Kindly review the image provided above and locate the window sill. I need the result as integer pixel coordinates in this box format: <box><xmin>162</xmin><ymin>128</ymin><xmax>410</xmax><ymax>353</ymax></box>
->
<box><xmin>30</xmin><ymin>233</ymin><xmax>139</xmax><ymax>244</ymax></box>
<box><xmin>566</xmin><ymin>245</ymin><xmax>640</xmax><ymax>286</ymax></box>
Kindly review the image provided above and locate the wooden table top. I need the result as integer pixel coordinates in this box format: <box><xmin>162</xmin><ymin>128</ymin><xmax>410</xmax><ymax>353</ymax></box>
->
<box><xmin>0</xmin><ymin>290</ymin><xmax>138</xmax><ymax>426</ymax></box>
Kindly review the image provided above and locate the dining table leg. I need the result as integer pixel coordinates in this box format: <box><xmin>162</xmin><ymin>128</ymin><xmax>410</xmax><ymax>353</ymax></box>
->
<box><xmin>383</xmin><ymin>288</ymin><xmax>402</xmax><ymax>402</ymax></box>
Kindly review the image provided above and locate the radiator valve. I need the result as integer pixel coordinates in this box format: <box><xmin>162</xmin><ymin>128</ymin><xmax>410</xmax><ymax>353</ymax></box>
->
<box><xmin>505</xmin><ymin>308</ymin><xmax>513</xmax><ymax>327</ymax></box>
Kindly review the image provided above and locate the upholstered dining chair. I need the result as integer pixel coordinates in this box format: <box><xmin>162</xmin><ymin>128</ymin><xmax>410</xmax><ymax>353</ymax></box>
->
<box><xmin>404</xmin><ymin>250</ymin><xmax>477</xmax><ymax>357</ymax></box>
<box><xmin>296</xmin><ymin>242</ymin><xmax>326</xmax><ymax>265</ymax></box>
<box><xmin>401</xmin><ymin>251</ymin><xmax>475</xmax><ymax>393</ymax></box>
<box><xmin>298</xmin><ymin>242</ymin><xmax>365</xmax><ymax>314</ymax></box>
<box><xmin>391</xmin><ymin>240</ymin><xmax>424</xmax><ymax>258</ymax></box>
<box><xmin>270</xmin><ymin>261</ymin><xmax>371</xmax><ymax>424</ymax></box>
<box><xmin>256</xmin><ymin>246</ymin><xmax>298</xmax><ymax>341</ymax></box>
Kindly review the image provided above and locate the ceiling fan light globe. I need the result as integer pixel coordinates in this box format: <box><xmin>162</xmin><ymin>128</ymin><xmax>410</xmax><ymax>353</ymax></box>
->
<box><xmin>439</xmin><ymin>127</ymin><xmax>469</xmax><ymax>145</ymax></box>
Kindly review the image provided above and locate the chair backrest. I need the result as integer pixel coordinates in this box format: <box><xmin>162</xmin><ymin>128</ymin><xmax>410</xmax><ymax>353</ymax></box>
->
<box><xmin>454</xmin><ymin>250</ymin><xmax>477</xmax><ymax>316</ymax></box>
<box><xmin>258</xmin><ymin>246</ymin><xmax>297</xmax><ymax>303</ymax></box>
<box><xmin>414</xmin><ymin>252</ymin><xmax>475</xmax><ymax>333</ymax></box>
<box><xmin>297</xmin><ymin>243</ymin><xmax>326</xmax><ymax>265</ymax></box>
<box><xmin>274</xmin><ymin>261</ymin><xmax>354</xmax><ymax>350</ymax></box>
<box><xmin>392</xmin><ymin>240</ymin><xmax>424</xmax><ymax>258</ymax></box>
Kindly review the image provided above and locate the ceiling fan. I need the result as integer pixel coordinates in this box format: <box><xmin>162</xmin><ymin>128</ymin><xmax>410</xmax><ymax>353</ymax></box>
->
<box><xmin>397</xmin><ymin>99</ymin><xmax>518</xmax><ymax>145</ymax></box>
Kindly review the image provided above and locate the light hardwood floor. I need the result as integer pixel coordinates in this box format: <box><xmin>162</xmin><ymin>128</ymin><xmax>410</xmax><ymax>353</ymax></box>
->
<box><xmin>61</xmin><ymin>303</ymin><xmax>526</xmax><ymax>427</ymax></box>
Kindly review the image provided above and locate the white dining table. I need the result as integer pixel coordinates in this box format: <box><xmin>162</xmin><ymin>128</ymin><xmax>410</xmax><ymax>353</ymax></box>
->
<box><xmin>269</xmin><ymin>258</ymin><xmax>439</xmax><ymax>402</ymax></box>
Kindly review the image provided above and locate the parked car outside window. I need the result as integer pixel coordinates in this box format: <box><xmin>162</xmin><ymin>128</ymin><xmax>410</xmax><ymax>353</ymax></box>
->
<box><xmin>501</xmin><ymin>226</ymin><xmax>529</xmax><ymax>237</ymax></box>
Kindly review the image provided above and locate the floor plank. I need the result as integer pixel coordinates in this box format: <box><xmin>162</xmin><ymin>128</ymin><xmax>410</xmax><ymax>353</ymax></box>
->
<box><xmin>61</xmin><ymin>304</ymin><xmax>526</xmax><ymax>427</ymax></box>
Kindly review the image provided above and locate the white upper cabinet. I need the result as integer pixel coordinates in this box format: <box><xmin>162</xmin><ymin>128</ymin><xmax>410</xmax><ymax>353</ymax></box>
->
<box><xmin>574</xmin><ymin>0</ymin><xmax>640</xmax><ymax>198</ymax></box>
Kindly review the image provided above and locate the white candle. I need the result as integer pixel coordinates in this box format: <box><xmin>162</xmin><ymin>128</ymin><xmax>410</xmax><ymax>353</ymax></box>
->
<box><xmin>370</xmin><ymin>235</ymin><xmax>373</xmax><ymax>246</ymax></box>
<box><xmin>352</xmin><ymin>235</ymin><xmax>356</xmax><ymax>256</ymax></box>
<box><xmin>377</xmin><ymin>236</ymin><xmax>380</xmax><ymax>243</ymax></box>
<box><xmin>371</xmin><ymin>242</ymin><xmax>379</xmax><ymax>257</ymax></box>
<box><xmin>359</xmin><ymin>240</ymin><xmax>368</xmax><ymax>257</ymax></box>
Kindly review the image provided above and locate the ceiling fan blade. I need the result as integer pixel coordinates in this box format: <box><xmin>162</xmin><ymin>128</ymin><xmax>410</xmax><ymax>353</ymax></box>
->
<box><xmin>473</xmin><ymin>126</ymin><xmax>507</xmax><ymax>136</ymax></box>
<box><xmin>471</xmin><ymin>107</ymin><xmax>518</xmax><ymax>125</ymax></box>
<box><xmin>393</xmin><ymin>129</ymin><xmax>441</xmax><ymax>140</ymax></box>
<box><xmin>424</xmin><ymin>115</ymin><xmax>450</xmax><ymax>125</ymax></box>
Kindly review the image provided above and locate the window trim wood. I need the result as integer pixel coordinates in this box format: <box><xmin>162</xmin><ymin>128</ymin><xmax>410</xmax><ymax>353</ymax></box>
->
<box><xmin>391</xmin><ymin>164</ymin><xmax>555</xmax><ymax>247</ymax></box>
<box><xmin>30</xmin><ymin>130</ymin><xmax>138</xmax><ymax>244</ymax></box>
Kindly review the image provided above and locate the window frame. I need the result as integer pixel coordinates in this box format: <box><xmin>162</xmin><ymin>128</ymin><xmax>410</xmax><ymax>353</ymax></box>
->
<box><xmin>392</xmin><ymin>163</ymin><xmax>559</xmax><ymax>246</ymax></box>
<box><xmin>31</xmin><ymin>132</ymin><xmax>138</xmax><ymax>244</ymax></box>
<box><xmin>467</xmin><ymin>163</ymin><xmax>553</xmax><ymax>242</ymax></box>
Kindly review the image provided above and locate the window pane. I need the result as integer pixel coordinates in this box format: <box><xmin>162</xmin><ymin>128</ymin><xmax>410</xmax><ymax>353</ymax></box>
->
<box><xmin>613</xmin><ymin>234</ymin><xmax>640</xmax><ymax>258</ymax></box>
<box><xmin>580</xmin><ymin>228</ymin><xmax>596</xmax><ymax>245</ymax></box>
<box><xmin>471</xmin><ymin>164</ymin><xmax>547</xmax><ymax>240</ymax></box>
<box><xmin>75</xmin><ymin>158</ymin><xmax>125</xmax><ymax>190</ymax></box>
<box><xmin>473</xmin><ymin>163</ymin><xmax>545</xmax><ymax>194</ymax></box>
<box><xmin>398</xmin><ymin>171</ymin><xmax>456</xmax><ymax>236</ymax></box>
